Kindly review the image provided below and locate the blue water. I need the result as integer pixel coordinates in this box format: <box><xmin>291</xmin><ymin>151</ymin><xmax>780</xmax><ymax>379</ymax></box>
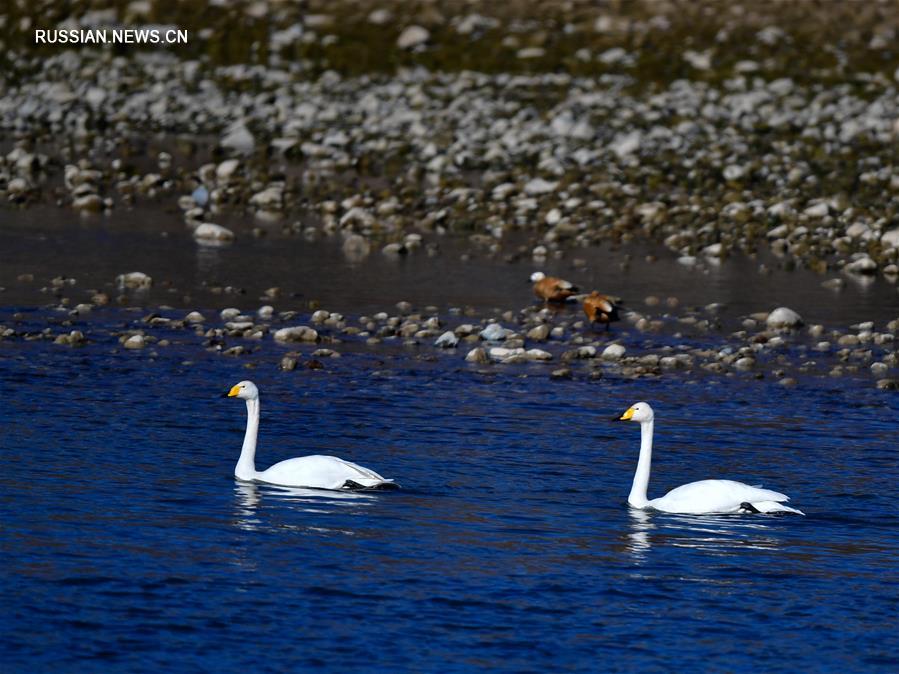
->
<box><xmin>2</xmin><ymin>323</ymin><xmax>898</xmax><ymax>673</ymax></box>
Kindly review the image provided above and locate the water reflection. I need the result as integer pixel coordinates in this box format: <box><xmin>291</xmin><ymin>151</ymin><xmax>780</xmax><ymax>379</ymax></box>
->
<box><xmin>626</xmin><ymin>508</ymin><xmax>655</xmax><ymax>563</ymax></box>
<box><xmin>196</xmin><ymin>244</ymin><xmax>224</xmax><ymax>275</ymax></box>
<box><xmin>666</xmin><ymin>513</ymin><xmax>783</xmax><ymax>554</ymax></box>
<box><xmin>232</xmin><ymin>481</ymin><xmax>378</xmax><ymax>532</ymax></box>
<box><xmin>626</xmin><ymin>508</ymin><xmax>784</xmax><ymax>560</ymax></box>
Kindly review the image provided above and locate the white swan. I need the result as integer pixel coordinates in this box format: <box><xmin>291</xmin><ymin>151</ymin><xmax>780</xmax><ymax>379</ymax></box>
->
<box><xmin>224</xmin><ymin>381</ymin><xmax>397</xmax><ymax>490</ymax></box>
<box><xmin>617</xmin><ymin>402</ymin><xmax>803</xmax><ymax>515</ymax></box>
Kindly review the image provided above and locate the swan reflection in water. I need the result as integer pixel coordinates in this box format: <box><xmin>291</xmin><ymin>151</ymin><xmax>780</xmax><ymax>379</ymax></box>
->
<box><xmin>626</xmin><ymin>508</ymin><xmax>785</xmax><ymax>562</ymax></box>
<box><xmin>233</xmin><ymin>481</ymin><xmax>379</xmax><ymax>533</ymax></box>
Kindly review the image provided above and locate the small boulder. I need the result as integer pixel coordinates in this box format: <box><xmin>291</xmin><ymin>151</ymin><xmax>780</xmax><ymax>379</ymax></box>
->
<box><xmin>397</xmin><ymin>25</ymin><xmax>429</xmax><ymax>49</ymax></box>
<box><xmin>116</xmin><ymin>272</ymin><xmax>152</xmax><ymax>289</ymax></box>
<box><xmin>479</xmin><ymin>323</ymin><xmax>509</xmax><ymax>341</ymax></box>
<box><xmin>273</xmin><ymin>326</ymin><xmax>318</xmax><ymax>343</ymax></box>
<box><xmin>766</xmin><ymin>307</ymin><xmax>804</xmax><ymax>329</ymax></box>
<box><xmin>526</xmin><ymin>324</ymin><xmax>551</xmax><ymax>341</ymax></box>
<box><xmin>435</xmin><ymin>331</ymin><xmax>459</xmax><ymax>348</ymax></box>
<box><xmin>465</xmin><ymin>347</ymin><xmax>489</xmax><ymax>364</ymax></box>
<box><xmin>601</xmin><ymin>344</ymin><xmax>626</xmax><ymax>360</ymax></box>
<box><xmin>193</xmin><ymin>223</ymin><xmax>235</xmax><ymax>243</ymax></box>
<box><xmin>123</xmin><ymin>334</ymin><xmax>146</xmax><ymax>349</ymax></box>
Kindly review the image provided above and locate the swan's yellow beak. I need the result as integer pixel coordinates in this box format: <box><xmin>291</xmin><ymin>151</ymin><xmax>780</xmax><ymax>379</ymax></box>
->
<box><xmin>619</xmin><ymin>407</ymin><xmax>635</xmax><ymax>421</ymax></box>
<box><xmin>226</xmin><ymin>384</ymin><xmax>241</xmax><ymax>397</ymax></box>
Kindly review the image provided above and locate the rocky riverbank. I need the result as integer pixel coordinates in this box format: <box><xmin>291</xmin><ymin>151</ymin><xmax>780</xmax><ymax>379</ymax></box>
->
<box><xmin>3</xmin><ymin>2</ymin><xmax>899</xmax><ymax>278</ymax></box>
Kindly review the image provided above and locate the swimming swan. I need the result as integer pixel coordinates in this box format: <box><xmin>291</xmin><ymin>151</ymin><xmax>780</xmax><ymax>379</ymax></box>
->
<box><xmin>616</xmin><ymin>402</ymin><xmax>803</xmax><ymax>515</ymax></box>
<box><xmin>224</xmin><ymin>381</ymin><xmax>397</xmax><ymax>490</ymax></box>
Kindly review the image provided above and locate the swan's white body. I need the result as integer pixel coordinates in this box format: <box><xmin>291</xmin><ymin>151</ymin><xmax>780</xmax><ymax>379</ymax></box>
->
<box><xmin>227</xmin><ymin>381</ymin><xmax>395</xmax><ymax>490</ymax></box>
<box><xmin>620</xmin><ymin>402</ymin><xmax>803</xmax><ymax>515</ymax></box>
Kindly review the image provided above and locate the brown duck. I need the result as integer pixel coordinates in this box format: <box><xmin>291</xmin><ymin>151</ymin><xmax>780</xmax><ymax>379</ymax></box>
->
<box><xmin>583</xmin><ymin>291</ymin><xmax>621</xmax><ymax>330</ymax></box>
<box><xmin>530</xmin><ymin>271</ymin><xmax>579</xmax><ymax>303</ymax></box>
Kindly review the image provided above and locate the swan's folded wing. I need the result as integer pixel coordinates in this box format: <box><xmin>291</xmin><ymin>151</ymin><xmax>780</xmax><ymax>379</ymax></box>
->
<box><xmin>651</xmin><ymin>479</ymin><xmax>791</xmax><ymax>514</ymax></box>
<box><xmin>259</xmin><ymin>455</ymin><xmax>392</xmax><ymax>490</ymax></box>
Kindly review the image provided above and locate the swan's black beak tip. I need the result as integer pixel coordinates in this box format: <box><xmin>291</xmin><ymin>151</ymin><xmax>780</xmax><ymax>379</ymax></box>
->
<box><xmin>220</xmin><ymin>391</ymin><xmax>232</xmax><ymax>398</ymax></box>
<box><xmin>610</xmin><ymin>414</ymin><xmax>623</xmax><ymax>422</ymax></box>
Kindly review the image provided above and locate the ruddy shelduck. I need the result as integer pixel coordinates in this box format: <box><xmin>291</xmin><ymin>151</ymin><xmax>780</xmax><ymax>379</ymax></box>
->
<box><xmin>530</xmin><ymin>271</ymin><xmax>579</xmax><ymax>303</ymax></box>
<box><xmin>583</xmin><ymin>291</ymin><xmax>621</xmax><ymax>330</ymax></box>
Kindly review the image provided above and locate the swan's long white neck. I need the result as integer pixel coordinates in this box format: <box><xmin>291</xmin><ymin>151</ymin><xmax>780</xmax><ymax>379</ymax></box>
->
<box><xmin>235</xmin><ymin>397</ymin><xmax>260</xmax><ymax>481</ymax></box>
<box><xmin>628</xmin><ymin>418</ymin><xmax>653</xmax><ymax>508</ymax></box>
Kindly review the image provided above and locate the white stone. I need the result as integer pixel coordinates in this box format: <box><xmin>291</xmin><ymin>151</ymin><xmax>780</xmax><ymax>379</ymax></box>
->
<box><xmin>193</xmin><ymin>223</ymin><xmax>234</xmax><ymax>242</ymax></box>
<box><xmin>435</xmin><ymin>331</ymin><xmax>459</xmax><ymax>348</ymax></box>
<box><xmin>368</xmin><ymin>9</ymin><xmax>392</xmax><ymax>25</ymax></box>
<box><xmin>123</xmin><ymin>335</ymin><xmax>146</xmax><ymax>349</ymax></box>
<box><xmin>610</xmin><ymin>131</ymin><xmax>641</xmax><ymax>158</ymax></box>
<box><xmin>702</xmin><ymin>243</ymin><xmax>724</xmax><ymax>258</ymax></box>
<box><xmin>723</xmin><ymin>165</ymin><xmax>745</xmax><ymax>181</ymax></box>
<box><xmin>216</xmin><ymin>159</ymin><xmax>240</xmax><ymax>181</ymax></box>
<box><xmin>803</xmin><ymin>202</ymin><xmax>830</xmax><ymax>218</ymax></box>
<box><xmin>846</xmin><ymin>222</ymin><xmax>870</xmax><ymax>239</ymax></box>
<box><xmin>845</xmin><ymin>255</ymin><xmax>877</xmax><ymax>275</ymax></box>
<box><xmin>221</xmin><ymin>121</ymin><xmax>255</xmax><ymax>154</ymax></box>
<box><xmin>598</xmin><ymin>47</ymin><xmax>628</xmax><ymax>65</ymax></box>
<box><xmin>465</xmin><ymin>347</ymin><xmax>489</xmax><ymax>363</ymax></box>
<box><xmin>517</xmin><ymin>47</ymin><xmax>546</xmax><ymax>59</ymax></box>
<box><xmin>683</xmin><ymin>49</ymin><xmax>712</xmax><ymax>70</ymax></box>
<box><xmin>249</xmin><ymin>186</ymin><xmax>283</xmax><ymax>210</ymax></box>
<box><xmin>116</xmin><ymin>271</ymin><xmax>152</xmax><ymax>289</ymax></box>
<box><xmin>397</xmin><ymin>25</ymin><xmax>429</xmax><ymax>49</ymax></box>
<box><xmin>766</xmin><ymin>307</ymin><xmax>804</xmax><ymax>329</ymax></box>
<box><xmin>601</xmin><ymin>344</ymin><xmax>626</xmax><ymax>360</ymax></box>
<box><xmin>734</xmin><ymin>357</ymin><xmax>755</xmax><ymax>371</ymax></box>
<box><xmin>767</xmin><ymin>202</ymin><xmax>795</xmax><ymax>219</ymax></box>
<box><xmin>767</xmin><ymin>224</ymin><xmax>789</xmax><ymax>239</ymax></box>
<box><xmin>479</xmin><ymin>323</ymin><xmax>509</xmax><ymax>341</ymax></box>
<box><xmin>274</xmin><ymin>326</ymin><xmax>318</xmax><ymax>342</ymax></box>
<box><xmin>490</xmin><ymin>347</ymin><xmax>527</xmax><ymax>362</ymax></box>
<box><xmin>880</xmin><ymin>228</ymin><xmax>899</xmax><ymax>249</ymax></box>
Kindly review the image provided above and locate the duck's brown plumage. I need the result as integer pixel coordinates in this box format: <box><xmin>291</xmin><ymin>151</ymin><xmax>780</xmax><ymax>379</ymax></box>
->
<box><xmin>583</xmin><ymin>291</ymin><xmax>621</xmax><ymax>328</ymax></box>
<box><xmin>533</xmin><ymin>276</ymin><xmax>579</xmax><ymax>303</ymax></box>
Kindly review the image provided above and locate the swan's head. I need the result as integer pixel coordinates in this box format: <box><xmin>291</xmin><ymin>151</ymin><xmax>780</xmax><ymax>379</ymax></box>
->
<box><xmin>225</xmin><ymin>380</ymin><xmax>259</xmax><ymax>400</ymax></box>
<box><xmin>529</xmin><ymin>271</ymin><xmax>546</xmax><ymax>283</ymax></box>
<box><xmin>618</xmin><ymin>401</ymin><xmax>654</xmax><ymax>423</ymax></box>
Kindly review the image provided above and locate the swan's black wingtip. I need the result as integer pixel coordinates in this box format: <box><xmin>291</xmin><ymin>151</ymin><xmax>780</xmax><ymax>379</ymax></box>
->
<box><xmin>342</xmin><ymin>480</ymin><xmax>401</xmax><ymax>491</ymax></box>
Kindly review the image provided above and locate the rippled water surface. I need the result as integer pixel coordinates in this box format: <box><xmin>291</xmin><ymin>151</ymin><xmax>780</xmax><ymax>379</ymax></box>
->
<box><xmin>2</xmin><ymin>326</ymin><xmax>898</xmax><ymax>673</ymax></box>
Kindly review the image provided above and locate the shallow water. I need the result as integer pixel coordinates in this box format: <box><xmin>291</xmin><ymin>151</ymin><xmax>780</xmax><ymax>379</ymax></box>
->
<box><xmin>2</xmin><ymin>326</ymin><xmax>898</xmax><ymax>672</ymax></box>
<box><xmin>1</xmin><ymin>206</ymin><xmax>898</xmax><ymax>327</ymax></box>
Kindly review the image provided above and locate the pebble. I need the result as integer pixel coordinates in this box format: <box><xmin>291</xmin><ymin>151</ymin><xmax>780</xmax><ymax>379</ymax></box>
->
<box><xmin>479</xmin><ymin>323</ymin><xmax>509</xmax><ymax>341</ymax></box>
<box><xmin>193</xmin><ymin>223</ymin><xmax>235</xmax><ymax>243</ymax></box>
<box><xmin>601</xmin><ymin>344</ymin><xmax>626</xmax><ymax>360</ymax></box>
<box><xmin>435</xmin><ymin>331</ymin><xmax>459</xmax><ymax>348</ymax></box>
<box><xmin>526</xmin><ymin>324</ymin><xmax>551</xmax><ymax>341</ymax></box>
<box><xmin>766</xmin><ymin>307</ymin><xmax>804</xmax><ymax>329</ymax></box>
<box><xmin>117</xmin><ymin>272</ymin><xmax>152</xmax><ymax>290</ymax></box>
<box><xmin>397</xmin><ymin>26</ymin><xmax>430</xmax><ymax>49</ymax></box>
<box><xmin>123</xmin><ymin>334</ymin><xmax>146</xmax><ymax>349</ymax></box>
<box><xmin>273</xmin><ymin>326</ymin><xmax>319</xmax><ymax>342</ymax></box>
<box><xmin>844</xmin><ymin>255</ymin><xmax>877</xmax><ymax>275</ymax></box>
<box><xmin>465</xmin><ymin>347</ymin><xmax>489</xmax><ymax>364</ymax></box>
<box><xmin>870</xmin><ymin>362</ymin><xmax>889</xmax><ymax>377</ymax></box>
